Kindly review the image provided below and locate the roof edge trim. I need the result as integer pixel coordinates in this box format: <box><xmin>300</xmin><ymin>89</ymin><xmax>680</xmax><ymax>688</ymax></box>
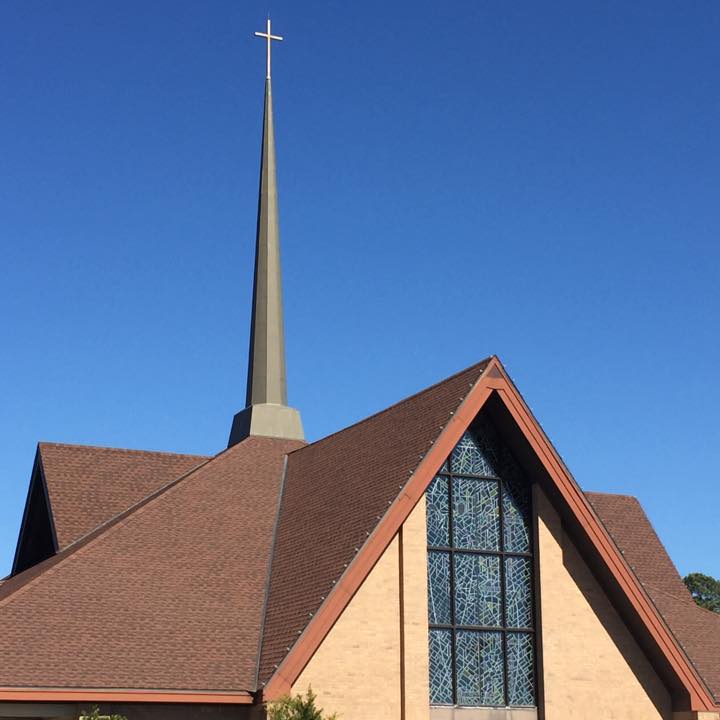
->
<box><xmin>285</xmin><ymin>357</ymin><xmax>493</xmax><ymax>457</ymax></box>
<box><xmin>0</xmin><ymin>688</ymin><xmax>253</xmax><ymax>704</ymax></box>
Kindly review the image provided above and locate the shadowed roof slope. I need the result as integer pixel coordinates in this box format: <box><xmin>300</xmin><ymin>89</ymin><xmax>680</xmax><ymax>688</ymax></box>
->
<box><xmin>39</xmin><ymin>443</ymin><xmax>210</xmax><ymax>549</ymax></box>
<box><xmin>0</xmin><ymin>436</ymin><xmax>301</xmax><ymax>693</ymax></box>
<box><xmin>259</xmin><ymin>358</ymin><xmax>490</xmax><ymax>684</ymax></box>
<box><xmin>588</xmin><ymin>491</ymin><xmax>720</xmax><ymax>703</ymax></box>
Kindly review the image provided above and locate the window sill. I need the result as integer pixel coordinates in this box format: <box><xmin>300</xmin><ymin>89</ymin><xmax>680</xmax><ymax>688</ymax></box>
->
<box><xmin>430</xmin><ymin>706</ymin><xmax>537</xmax><ymax>720</ymax></box>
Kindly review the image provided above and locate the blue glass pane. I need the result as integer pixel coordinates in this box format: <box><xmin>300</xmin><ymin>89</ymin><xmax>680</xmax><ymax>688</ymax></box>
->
<box><xmin>455</xmin><ymin>630</ymin><xmax>505</xmax><ymax>706</ymax></box>
<box><xmin>469</xmin><ymin>415</ymin><xmax>524</xmax><ymax>478</ymax></box>
<box><xmin>429</xmin><ymin>629</ymin><xmax>453</xmax><ymax>705</ymax></box>
<box><xmin>452</xmin><ymin>477</ymin><xmax>500</xmax><ymax>551</ymax></box>
<box><xmin>503</xmin><ymin>476</ymin><xmax>531</xmax><ymax>553</ymax></box>
<box><xmin>505</xmin><ymin>557</ymin><xmax>533</xmax><ymax>629</ymax></box>
<box><xmin>428</xmin><ymin>551</ymin><xmax>451</xmax><ymax>624</ymax></box>
<box><xmin>454</xmin><ymin>554</ymin><xmax>501</xmax><ymax>627</ymax></box>
<box><xmin>426</xmin><ymin>476</ymin><xmax>449</xmax><ymax>546</ymax></box>
<box><xmin>451</xmin><ymin>431</ymin><xmax>497</xmax><ymax>477</ymax></box>
<box><xmin>507</xmin><ymin>632</ymin><xmax>535</xmax><ymax>706</ymax></box>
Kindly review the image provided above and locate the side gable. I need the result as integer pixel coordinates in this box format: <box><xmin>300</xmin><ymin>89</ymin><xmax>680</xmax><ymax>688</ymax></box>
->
<box><xmin>12</xmin><ymin>452</ymin><xmax>57</xmax><ymax>575</ymax></box>
<box><xmin>261</xmin><ymin>357</ymin><xmax>719</xmax><ymax>713</ymax></box>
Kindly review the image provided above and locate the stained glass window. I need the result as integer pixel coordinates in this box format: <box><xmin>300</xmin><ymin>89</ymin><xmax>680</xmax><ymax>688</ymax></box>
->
<box><xmin>426</xmin><ymin>414</ymin><xmax>536</xmax><ymax>708</ymax></box>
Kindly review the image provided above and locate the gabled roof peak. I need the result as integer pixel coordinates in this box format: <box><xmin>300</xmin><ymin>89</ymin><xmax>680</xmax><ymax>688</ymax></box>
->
<box><xmin>290</xmin><ymin>357</ymin><xmax>493</xmax><ymax>456</ymax></box>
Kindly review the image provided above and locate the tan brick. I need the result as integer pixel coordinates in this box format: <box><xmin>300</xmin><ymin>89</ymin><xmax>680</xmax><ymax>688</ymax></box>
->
<box><xmin>535</xmin><ymin>485</ymin><xmax>672</xmax><ymax>719</ymax></box>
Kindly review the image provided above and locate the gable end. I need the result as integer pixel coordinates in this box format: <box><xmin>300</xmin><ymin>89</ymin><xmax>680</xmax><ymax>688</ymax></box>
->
<box><xmin>12</xmin><ymin>450</ymin><xmax>58</xmax><ymax>576</ymax></box>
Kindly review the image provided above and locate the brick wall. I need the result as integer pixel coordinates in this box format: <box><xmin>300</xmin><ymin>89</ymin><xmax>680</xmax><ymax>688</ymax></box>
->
<box><xmin>535</xmin><ymin>485</ymin><xmax>672</xmax><ymax>719</ymax></box>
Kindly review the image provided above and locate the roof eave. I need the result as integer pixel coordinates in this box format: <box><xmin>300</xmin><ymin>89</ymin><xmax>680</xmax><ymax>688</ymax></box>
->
<box><xmin>0</xmin><ymin>688</ymin><xmax>254</xmax><ymax>705</ymax></box>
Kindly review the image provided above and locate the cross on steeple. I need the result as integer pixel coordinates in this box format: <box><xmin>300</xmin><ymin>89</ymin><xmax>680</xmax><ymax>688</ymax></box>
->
<box><xmin>254</xmin><ymin>18</ymin><xmax>283</xmax><ymax>80</ymax></box>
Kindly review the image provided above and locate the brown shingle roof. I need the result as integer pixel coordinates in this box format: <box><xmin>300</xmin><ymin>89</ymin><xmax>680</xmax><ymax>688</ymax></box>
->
<box><xmin>0</xmin><ymin>436</ymin><xmax>301</xmax><ymax>692</ymax></box>
<box><xmin>585</xmin><ymin>491</ymin><xmax>690</xmax><ymax>598</ymax></box>
<box><xmin>39</xmin><ymin>443</ymin><xmax>210</xmax><ymax>549</ymax></box>
<box><xmin>645</xmin><ymin>583</ymin><xmax>720</xmax><ymax>703</ymax></box>
<box><xmin>588</xmin><ymin>491</ymin><xmax>720</xmax><ymax>703</ymax></box>
<box><xmin>258</xmin><ymin>359</ymin><xmax>490</xmax><ymax>684</ymax></box>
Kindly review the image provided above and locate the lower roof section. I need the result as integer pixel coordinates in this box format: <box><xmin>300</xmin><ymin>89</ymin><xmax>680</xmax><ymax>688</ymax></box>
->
<box><xmin>0</xmin><ymin>436</ymin><xmax>302</xmax><ymax>694</ymax></box>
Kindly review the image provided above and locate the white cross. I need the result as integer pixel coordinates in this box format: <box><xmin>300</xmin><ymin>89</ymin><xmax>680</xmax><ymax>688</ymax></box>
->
<box><xmin>254</xmin><ymin>18</ymin><xmax>283</xmax><ymax>80</ymax></box>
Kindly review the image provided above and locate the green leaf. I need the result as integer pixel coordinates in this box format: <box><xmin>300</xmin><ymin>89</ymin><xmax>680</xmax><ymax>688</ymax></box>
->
<box><xmin>266</xmin><ymin>686</ymin><xmax>338</xmax><ymax>720</ymax></box>
<box><xmin>684</xmin><ymin>572</ymin><xmax>720</xmax><ymax>614</ymax></box>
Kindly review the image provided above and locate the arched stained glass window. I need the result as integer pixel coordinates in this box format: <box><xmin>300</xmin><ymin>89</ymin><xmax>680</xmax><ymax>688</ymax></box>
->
<box><xmin>426</xmin><ymin>414</ymin><xmax>536</xmax><ymax>708</ymax></box>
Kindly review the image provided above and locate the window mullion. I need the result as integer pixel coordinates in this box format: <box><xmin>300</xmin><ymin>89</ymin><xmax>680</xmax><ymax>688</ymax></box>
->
<box><xmin>447</xmin><ymin>472</ymin><xmax>457</xmax><ymax>705</ymax></box>
<box><xmin>498</xmin><ymin>476</ymin><xmax>509</xmax><ymax>707</ymax></box>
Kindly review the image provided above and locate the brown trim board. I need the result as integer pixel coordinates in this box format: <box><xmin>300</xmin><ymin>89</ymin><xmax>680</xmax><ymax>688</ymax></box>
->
<box><xmin>0</xmin><ymin>689</ymin><xmax>253</xmax><ymax>704</ymax></box>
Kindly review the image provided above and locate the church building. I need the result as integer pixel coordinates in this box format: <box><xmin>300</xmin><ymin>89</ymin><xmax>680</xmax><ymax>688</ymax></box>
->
<box><xmin>2</xmin><ymin>23</ymin><xmax>719</xmax><ymax>720</ymax></box>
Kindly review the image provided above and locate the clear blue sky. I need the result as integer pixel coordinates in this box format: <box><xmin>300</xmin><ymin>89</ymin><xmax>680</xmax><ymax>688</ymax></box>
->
<box><xmin>1</xmin><ymin>1</ymin><xmax>718</xmax><ymax>579</ymax></box>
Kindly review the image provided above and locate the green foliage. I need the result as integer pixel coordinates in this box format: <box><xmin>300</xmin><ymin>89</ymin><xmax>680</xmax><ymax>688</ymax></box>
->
<box><xmin>266</xmin><ymin>687</ymin><xmax>338</xmax><ymax>720</ymax></box>
<box><xmin>79</xmin><ymin>705</ymin><xmax>127</xmax><ymax>720</ymax></box>
<box><xmin>684</xmin><ymin>572</ymin><xmax>720</xmax><ymax>614</ymax></box>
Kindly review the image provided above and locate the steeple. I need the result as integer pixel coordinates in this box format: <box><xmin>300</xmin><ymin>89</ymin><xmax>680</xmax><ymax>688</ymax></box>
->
<box><xmin>228</xmin><ymin>20</ymin><xmax>304</xmax><ymax>446</ymax></box>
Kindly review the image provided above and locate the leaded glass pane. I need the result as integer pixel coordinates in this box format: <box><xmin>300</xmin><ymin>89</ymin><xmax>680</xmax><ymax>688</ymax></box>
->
<box><xmin>429</xmin><ymin>629</ymin><xmax>453</xmax><ymax>704</ymax></box>
<box><xmin>426</xmin><ymin>476</ymin><xmax>450</xmax><ymax>547</ymax></box>
<box><xmin>469</xmin><ymin>415</ymin><xmax>524</xmax><ymax>479</ymax></box>
<box><xmin>428</xmin><ymin>551</ymin><xmax>451</xmax><ymax>624</ymax></box>
<box><xmin>505</xmin><ymin>557</ymin><xmax>533</xmax><ymax>629</ymax></box>
<box><xmin>454</xmin><ymin>553</ymin><xmax>501</xmax><ymax>627</ymax></box>
<box><xmin>453</xmin><ymin>477</ymin><xmax>499</xmax><ymax>551</ymax></box>
<box><xmin>503</xmin><ymin>476</ymin><xmax>531</xmax><ymax>553</ymax></box>
<box><xmin>507</xmin><ymin>632</ymin><xmax>535</xmax><ymax>706</ymax></box>
<box><xmin>455</xmin><ymin>630</ymin><xmax>504</xmax><ymax>706</ymax></box>
<box><xmin>451</xmin><ymin>431</ymin><xmax>497</xmax><ymax>477</ymax></box>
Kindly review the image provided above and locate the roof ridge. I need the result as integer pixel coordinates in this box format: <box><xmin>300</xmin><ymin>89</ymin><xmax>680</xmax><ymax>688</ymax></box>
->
<box><xmin>289</xmin><ymin>357</ymin><xmax>491</xmax><ymax>455</ymax></box>
<box><xmin>254</xmin><ymin>454</ymin><xmax>291</xmax><ymax>690</ymax></box>
<box><xmin>38</xmin><ymin>441</ymin><xmax>211</xmax><ymax>460</ymax></box>
<box><xmin>646</xmin><ymin>581</ymin><xmax>720</xmax><ymax>618</ymax></box>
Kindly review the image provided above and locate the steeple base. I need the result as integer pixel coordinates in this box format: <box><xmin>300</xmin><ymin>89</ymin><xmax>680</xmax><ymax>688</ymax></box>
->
<box><xmin>228</xmin><ymin>403</ymin><xmax>304</xmax><ymax>447</ymax></box>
